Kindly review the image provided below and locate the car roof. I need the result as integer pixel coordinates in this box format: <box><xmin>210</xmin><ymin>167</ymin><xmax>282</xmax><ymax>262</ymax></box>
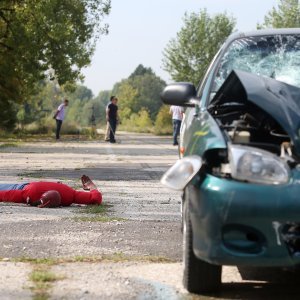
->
<box><xmin>226</xmin><ymin>28</ymin><xmax>300</xmax><ymax>43</ymax></box>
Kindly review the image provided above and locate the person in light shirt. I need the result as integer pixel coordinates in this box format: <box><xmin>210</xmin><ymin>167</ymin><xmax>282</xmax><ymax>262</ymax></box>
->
<box><xmin>169</xmin><ymin>105</ymin><xmax>184</xmax><ymax>146</ymax></box>
<box><xmin>53</xmin><ymin>98</ymin><xmax>69</xmax><ymax>140</ymax></box>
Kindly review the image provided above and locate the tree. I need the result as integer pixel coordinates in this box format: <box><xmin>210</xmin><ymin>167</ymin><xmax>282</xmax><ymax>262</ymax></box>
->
<box><xmin>84</xmin><ymin>96</ymin><xmax>107</xmax><ymax>126</ymax></box>
<box><xmin>130</xmin><ymin>73</ymin><xmax>166</xmax><ymax>120</ymax></box>
<box><xmin>3</xmin><ymin>0</ymin><xmax>111</xmax><ymax>85</ymax></box>
<box><xmin>15</xmin><ymin>80</ymin><xmax>60</xmax><ymax>131</ymax></box>
<box><xmin>88</xmin><ymin>90</ymin><xmax>111</xmax><ymax>125</ymax></box>
<box><xmin>258</xmin><ymin>0</ymin><xmax>300</xmax><ymax>28</ymax></box>
<box><xmin>112</xmin><ymin>65</ymin><xmax>166</xmax><ymax>121</ymax></box>
<box><xmin>129</xmin><ymin>64</ymin><xmax>154</xmax><ymax>79</ymax></box>
<box><xmin>0</xmin><ymin>0</ymin><xmax>111</xmax><ymax>130</ymax></box>
<box><xmin>112</xmin><ymin>80</ymin><xmax>138</xmax><ymax>120</ymax></box>
<box><xmin>135</xmin><ymin>108</ymin><xmax>153</xmax><ymax>129</ymax></box>
<box><xmin>66</xmin><ymin>86</ymin><xmax>94</xmax><ymax>102</ymax></box>
<box><xmin>162</xmin><ymin>9</ymin><xmax>236</xmax><ymax>86</ymax></box>
<box><xmin>96</xmin><ymin>90</ymin><xmax>111</xmax><ymax>105</ymax></box>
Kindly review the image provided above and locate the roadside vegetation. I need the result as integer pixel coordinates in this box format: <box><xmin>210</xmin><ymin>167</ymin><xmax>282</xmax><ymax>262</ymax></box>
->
<box><xmin>0</xmin><ymin>142</ymin><xmax>20</xmax><ymax>148</ymax></box>
<box><xmin>12</xmin><ymin>254</ymin><xmax>176</xmax><ymax>264</ymax></box>
<box><xmin>26</xmin><ymin>259</ymin><xmax>64</xmax><ymax>300</ymax></box>
<box><xmin>0</xmin><ymin>0</ymin><xmax>111</xmax><ymax>132</ymax></box>
<box><xmin>78</xmin><ymin>203</ymin><xmax>113</xmax><ymax>214</ymax></box>
<box><xmin>30</xmin><ymin>266</ymin><xmax>63</xmax><ymax>300</ymax></box>
<box><xmin>73</xmin><ymin>215</ymin><xmax>126</xmax><ymax>222</ymax></box>
<box><xmin>0</xmin><ymin>0</ymin><xmax>298</xmax><ymax>138</ymax></box>
<box><xmin>13</xmin><ymin>64</ymin><xmax>172</xmax><ymax>137</ymax></box>
<box><xmin>73</xmin><ymin>203</ymin><xmax>126</xmax><ymax>222</ymax></box>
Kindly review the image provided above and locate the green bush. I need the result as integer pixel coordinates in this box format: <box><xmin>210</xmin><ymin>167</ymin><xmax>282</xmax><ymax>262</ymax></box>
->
<box><xmin>80</xmin><ymin>127</ymin><xmax>99</xmax><ymax>139</ymax></box>
<box><xmin>60</xmin><ymin>121</ymin><xmax>80</xmax><ymax>135</ymax></box>
<box><xmin>24</xmin><ymin>117</ymin><xmax>55</xmax><ymax>134</ymax></box>
<box><xmin>24</xmin><ymin>116</ymin><xmax>82</xmax><ymax>135</ymax></box>
<box><xmin>154</xmin><ymin>105</ymin><xmax>172</xmax><ymax>135</ymax></box>
<box><xmin>119</xmin><ymin>108</ymin><xmax>153</xmax><ymax>133</ymax></box>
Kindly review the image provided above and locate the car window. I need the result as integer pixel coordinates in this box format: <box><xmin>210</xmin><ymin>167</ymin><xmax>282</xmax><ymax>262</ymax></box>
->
<box><xmin>212</xmin><ymin>34</ymin><xmax>300</xmax><ymax>92</ymax></box>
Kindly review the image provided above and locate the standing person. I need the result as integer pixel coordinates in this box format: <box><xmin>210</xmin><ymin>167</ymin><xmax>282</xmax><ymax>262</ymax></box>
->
<box><xmin>104</xmin><ymin>96</ymin><xmax>114</xmax><ymax>141</ymax></box>
<box><xmin>106</xmin><ymin>97</ymin><xmax>118</xmax><ymax>143</ymax></box>
<box><xmin>170</xmin><ymin>105</ymin><xmax>184</xmax><ymax>146</ymax></box>
<box><xmin>53</xmin><ymin>98</ymin><xmax>69</xmax><ymax>140</ymax></box>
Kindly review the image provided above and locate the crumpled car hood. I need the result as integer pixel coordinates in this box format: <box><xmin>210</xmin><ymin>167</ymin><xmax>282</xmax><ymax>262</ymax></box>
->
<box><xmin>210</xmin><ymin>70</ymin><xmax>300</xmax><ymax>154</ymax></box>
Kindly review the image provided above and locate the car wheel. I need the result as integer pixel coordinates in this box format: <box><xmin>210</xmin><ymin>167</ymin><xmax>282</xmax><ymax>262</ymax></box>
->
<box><xmin>182</xmin><ymin>191</ymin><xmax>222</xmax><ymax>294</ymax></box>
<box><xmin>180</xmin><ymin>191</ymin><xmax>185</xmax><ymax>233</ymax></box>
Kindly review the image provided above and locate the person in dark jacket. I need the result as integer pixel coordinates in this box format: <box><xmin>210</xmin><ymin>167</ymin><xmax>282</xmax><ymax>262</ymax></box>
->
<box><xmin>106</xmin><ymin>97</ymin><xmax>118</xmax><ymax>143</ymax></box>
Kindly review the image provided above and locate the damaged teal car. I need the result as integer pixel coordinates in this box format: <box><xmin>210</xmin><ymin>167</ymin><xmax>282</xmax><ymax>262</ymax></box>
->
<box><xmin>161</xmin><ymin>29</ymin><xmax>300</xmax><ymax>294</ymax></box>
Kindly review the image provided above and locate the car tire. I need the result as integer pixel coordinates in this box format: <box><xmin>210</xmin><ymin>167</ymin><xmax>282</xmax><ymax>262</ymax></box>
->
<box><xmin>182</xmin><ymin>192</ymin><xmax>222</xmax><ymax>294</ymax></box>
<box><xmin>180</xmin><ymin>191</ymin><xmax>185</xmax><ymax>233</ymax></box>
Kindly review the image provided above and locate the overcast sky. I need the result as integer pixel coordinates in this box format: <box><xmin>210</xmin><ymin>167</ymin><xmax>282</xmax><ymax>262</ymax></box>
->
<box><xmin>82</xmin><ymin>0</ymin><xmax>278</xmax><ymax>96</ymax></box>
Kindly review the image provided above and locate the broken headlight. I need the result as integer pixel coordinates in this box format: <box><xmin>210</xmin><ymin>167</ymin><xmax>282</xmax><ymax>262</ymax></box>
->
<box><xmin>229</xmin><ymin>145</ymin><xmax>290</xmax><ymax>185</ymax></box>
<box><xmin>160</xmin><ymin>156</ymin><xmax>202</xmax><ymax>190</ymax></box>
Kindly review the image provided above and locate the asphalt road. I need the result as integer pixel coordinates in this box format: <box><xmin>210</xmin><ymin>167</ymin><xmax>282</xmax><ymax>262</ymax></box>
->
<box><xmin>0</xmin><ymin>132</ymin><xmax>300</xmax><ymax>299</ymax></box>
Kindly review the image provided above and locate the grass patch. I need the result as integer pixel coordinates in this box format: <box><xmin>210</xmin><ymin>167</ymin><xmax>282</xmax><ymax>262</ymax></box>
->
<box><xmin>0</xmin><ymin>142</ymin><xmax>20</xmax><ymax>148</ymax></box>
<box><xmin>29</xmin><ymin>264</ymin><xmax>64</xmax><ymax>300</ymax></box>
<box><xmin>72</xmin><ymin>215</ymin><xmax>126</xmax><ymax>222</ymax></box>
<box><xmin>0</xmin><ymin>133</ymin><xmax>101</xmax><ymax>142</ymax></box>
<box><xmin>104</xmin><ymin>253</ymin><xmax>176</xmax><ymax>263</ymax></box>
<box><xmin>11</xmin><ymin>253</ymin><xmax>176</xmax><ymax>264</ymax></box>
<box><xmin>0</xmin><ymin>134</ymin><xmax>53</xmax><ymax>143</ymax></box>
<box><xmin>77</xmin><ymin>203</ymin><xmax>113</xmax><ymax>214</ymax></box>
<box><xmin>14</xmin><ymin>257</ymin><xmax>57</xmax><ymax>265</ymax></box>
<box><xmin>72</xmin><ymin>203</ymin><xmax>124</xmax><ymax>222</ymax></box>
<box><xmin>71</xmin><ymin>253</ymin><xmax>175</xmax><ymax>263</ymax></box>
<box><xmin>30</xmin><ymin>269</ymin><xmax>60</xmax><ymax>283</ymax></box>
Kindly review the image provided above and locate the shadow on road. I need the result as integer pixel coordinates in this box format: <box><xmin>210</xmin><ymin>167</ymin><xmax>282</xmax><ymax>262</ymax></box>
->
<box><xmin>203</xmin><ymin>267</ymin><xmax>300</xmax><ymax>300</ymax></box>
<box><xmin>217</xmin><ymin>282</ymin><xmax>299</xmax><ymax>300</ymax></box>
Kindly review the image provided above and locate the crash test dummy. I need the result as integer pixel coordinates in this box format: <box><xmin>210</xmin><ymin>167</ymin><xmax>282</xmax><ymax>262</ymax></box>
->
<box><xmin>0</xmin><ymin>175</ymin><xmax>102</xmax><ymax>208</ymax></box>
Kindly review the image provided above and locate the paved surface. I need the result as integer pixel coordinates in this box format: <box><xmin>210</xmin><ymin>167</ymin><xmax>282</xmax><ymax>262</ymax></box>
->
<box><xmin>0</xmin><ymin>132</ymin><xmax>300</xmax><ymax>299</ymax></box>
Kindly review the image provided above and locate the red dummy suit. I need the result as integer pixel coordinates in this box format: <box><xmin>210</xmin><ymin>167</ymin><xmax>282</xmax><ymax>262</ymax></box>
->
<box><xmin>0</xmin><ymin>181</ymin><xmax>102</xmax><ymax>206</ymax></box>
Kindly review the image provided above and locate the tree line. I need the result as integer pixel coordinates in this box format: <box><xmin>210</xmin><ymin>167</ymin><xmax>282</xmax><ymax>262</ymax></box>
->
<box><xmin>0</xmin><ymin>0</ymin><xmax>298</xmax><ymax>134</ymax></box>
<box><xmin>16</xmin><ymin>64</ymin><xmax>170</xmax><ymax>135</ymax></box>
<box><xmin>0</xmin><ymin>0</ymin><xmax>111</xmax><ymax>130</ymax></box>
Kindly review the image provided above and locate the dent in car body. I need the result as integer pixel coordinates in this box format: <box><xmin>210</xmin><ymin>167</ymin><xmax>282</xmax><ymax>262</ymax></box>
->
<box><xmin>188</xmin><ymin>170</ymin><xmax>300</xmax><ymax>266</ymax></box>
<box><xmin>182</xmin><ymin>108</ymin><xmax>227</xmax><ymax>157</ymax></box>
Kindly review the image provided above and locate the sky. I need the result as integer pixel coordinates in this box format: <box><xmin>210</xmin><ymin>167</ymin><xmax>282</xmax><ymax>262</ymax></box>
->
<box><xmin>82</xmin><ymin>0</ymin><xmax>278</xmax><ymax>96</ymax></box>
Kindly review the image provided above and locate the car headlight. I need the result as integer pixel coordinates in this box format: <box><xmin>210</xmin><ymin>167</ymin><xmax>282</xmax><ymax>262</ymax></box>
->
<box><xmin>161</xmin><ymin>156</ymin><xmax>202</xmax><ymax>190</ymax></box>
<box><xmin>229</xmin><ymin>145</ymin><xmax>290</xmax><ymax>185</ymax></box>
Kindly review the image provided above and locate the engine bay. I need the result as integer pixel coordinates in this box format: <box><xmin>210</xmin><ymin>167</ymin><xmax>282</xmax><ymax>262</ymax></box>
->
<box><xmin>206</xmin><ymin>70</ymin><xmax>300</xmax><ymax>171</ymax></box>
<box><xmin>210</xmin><ymin>102</ymin><xmax>294</xmax><ymax>160</ymax></box>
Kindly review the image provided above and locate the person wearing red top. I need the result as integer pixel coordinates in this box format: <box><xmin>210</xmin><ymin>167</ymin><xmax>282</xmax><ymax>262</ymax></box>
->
<box><xmin>0</xmin><ymin>175</ymin><xmax>102</xmax><ymax>207</ymax></box>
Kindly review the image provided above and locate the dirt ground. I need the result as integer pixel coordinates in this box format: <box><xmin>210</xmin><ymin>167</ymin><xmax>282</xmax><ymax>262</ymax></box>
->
<box><xmin>0</xmin><ymin>132</ymin><xmax>300</xmax><ymax>299</ymax></box>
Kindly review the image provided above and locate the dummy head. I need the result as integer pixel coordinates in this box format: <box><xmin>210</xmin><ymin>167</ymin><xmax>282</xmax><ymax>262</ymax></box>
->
<box><xmin>27</xmin><ymin>190</ymin><xmax>61</xmax><ymax>208</ymax></box>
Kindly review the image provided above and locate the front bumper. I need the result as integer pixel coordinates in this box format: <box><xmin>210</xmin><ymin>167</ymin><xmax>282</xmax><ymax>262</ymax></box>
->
<box><xmin>190</xmin><ymin>170</ymin><xmax>300</xmax><ymax>267</ymax></box>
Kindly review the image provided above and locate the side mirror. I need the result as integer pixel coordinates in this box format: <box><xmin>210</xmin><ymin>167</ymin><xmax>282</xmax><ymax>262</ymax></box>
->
<box><xmin>160</xmin><ymin>82</ymin><xmax>198</xmax><ymax>107</ymax></box>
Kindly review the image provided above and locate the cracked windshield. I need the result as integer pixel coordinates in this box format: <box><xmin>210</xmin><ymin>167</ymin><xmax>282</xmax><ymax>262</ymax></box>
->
<box><xmin>214</xmin><ymin>34</ymin><xmax>300</xmax><ymax>91</ymax></box>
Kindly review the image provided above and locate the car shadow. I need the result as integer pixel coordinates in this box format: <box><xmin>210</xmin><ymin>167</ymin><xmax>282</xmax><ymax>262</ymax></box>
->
<box><xmin>207</xmin><ymin>267</ymin><xmax>300</xmax><ymax>300</ymax></box>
